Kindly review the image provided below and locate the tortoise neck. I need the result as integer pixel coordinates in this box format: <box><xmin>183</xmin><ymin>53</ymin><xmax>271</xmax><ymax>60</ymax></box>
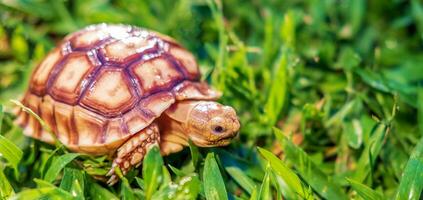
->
<box><xmin>157</xmin><ymin>114</ymin><xmax>189</xmax><ymax>155</ymax></box>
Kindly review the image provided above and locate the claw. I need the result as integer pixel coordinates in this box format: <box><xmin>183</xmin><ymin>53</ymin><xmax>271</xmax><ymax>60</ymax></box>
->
<box><xmin>107</xmin><ymin>174</ymin><xmax>118</xmax><ymax>186</ymax></box>
<box><xmin>106</xmin><ymin>167</ymin><xmax>115</xmax><ymax>177</ymax></box>
<box><xmin>106</xmin><ymin>163</ymin><xmax>120</xmax><ymax>185</ymax></box>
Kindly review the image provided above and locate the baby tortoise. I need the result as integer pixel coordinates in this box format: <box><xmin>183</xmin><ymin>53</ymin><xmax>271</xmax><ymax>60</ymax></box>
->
<box><xmin>14</xmin><ymin>24</ymin><xmax>240</xmax><ymax>184</ymax></box>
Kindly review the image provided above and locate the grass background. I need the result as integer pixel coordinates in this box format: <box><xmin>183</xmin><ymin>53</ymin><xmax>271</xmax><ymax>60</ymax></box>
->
<box><xmin>0</xmin><ymin>0</ymin><xmax>423</xmax><ymax>199</ymax></box>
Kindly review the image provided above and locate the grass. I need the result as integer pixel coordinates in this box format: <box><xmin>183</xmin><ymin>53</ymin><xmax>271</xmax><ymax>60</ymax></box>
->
<box><xmin>0</xmin><ymin>0</ymin><xmax>423</xmax><ymax>199</ymax></box>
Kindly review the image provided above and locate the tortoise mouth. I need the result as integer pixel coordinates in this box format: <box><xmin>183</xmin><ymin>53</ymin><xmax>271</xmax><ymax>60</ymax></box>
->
<box><xmin>191</xmin><ymin>132</ymin><xmax>237</xmax><ymax>147</ymax></box>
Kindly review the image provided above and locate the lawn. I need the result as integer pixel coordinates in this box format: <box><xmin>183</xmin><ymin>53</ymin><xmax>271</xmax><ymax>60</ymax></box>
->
<box><xmin>0</xmin><ymin>0</ymin><xmax>422</xmax><ymax>199</ymax></box>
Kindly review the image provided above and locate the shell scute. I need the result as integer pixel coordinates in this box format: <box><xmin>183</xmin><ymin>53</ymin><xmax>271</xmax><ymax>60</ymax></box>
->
<box><xmin>131</xmin><ymin>58</ymin><xmax>184</xmax><ymax>95</ymax></box>
<box><xmin>24</xmin><ymin>94</ymin><xmax>42</xmax><ymax>138</ymax></box>
<box><xmin>50</xmin><ymin>52</ymin><xmax>99</xmax><ymax>104</ymax></box>
<box><xmin>81</xmin><ymin>68</ymin><xmax>138</xmax><ymax>116</ymax></box>
<box><xmin>123</xmin><ymin>106</ymin><xmax>152</xmax><ymax>135</ymax></box>
<box><xmin>68</xmin><ymin>24</ymin><xmax>131</xmax><ymax>50</ymax></box>
<box><xmin>30</xmin><ymin>49</ymin><xmax>62</xmax><ymax>95</ymax></box>
<box><xmin>100</xmin><ymin>35</ymin><xmax>153</xmax><ymax>63</ymax></box>
<box><xmin>53</xmin><ymin>101</ymin><xmax>74</xmax><ymax>145</ymax></box>
<box><xmin>105</xmin><ymin>118</ymin><xmax>128</xmax><ymax>149</ymax></box>
<box><xmin>169</xmin><ymin>47</ymin><xmax>199</xmax><ymax>79</ymax></box>
<box><xmin>74</xmin><ymin>106</ymin><xmax>106</xmax><ymax>146</ymax></box>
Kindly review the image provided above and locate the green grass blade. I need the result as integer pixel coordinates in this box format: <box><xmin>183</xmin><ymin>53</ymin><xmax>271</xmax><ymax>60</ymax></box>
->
<box><xmin>153</xmin><ymin>174</ymin><xmax>201</xmax><ymax>200</ymax></box>
<box><xmin>60</xmin><ymin>168</ymin><xmax>85</xmax><ymax>200</ymax></box>
<box><xmin>257</xmin><ymin>165</ymin><xmax>272</xmax><ymax>200</ymax></box>
<box><xmin>203</xmin><ymin>153</ymin><xmax>228</xmax><ymax>200</ymax></box>
<box><xmin>418</xmin><ymin>89</ymin><xmax>423</xmax><ymax>136</ymax></box>
<box><xmin>121</xmin><ymin>177</ymin><xmax>135</xmax><ymax>200</ymax></box>
<box><xmin>257</xmin><ymin>147</ymin><xmax>313</xmax><ymax>200</ymax></box>
<box><xmin>263</xmin><ymin>49</ymin><xmax>287</xmax><ymax>126</ymax></box>
<box><xmin>352</xmin><ymin>123</ymin><xmax>388</xmax><ymax>182</ymax></box>
<box><xmin>0</xmin><ymin>134</ymin><xmax>23</xmax><ymax>174</ymax></box>
<box><xmin>0</xmin><ymin>166</ymin><xmax>14</xmax><ymax>199</ymax></box>
<box><xmin>44</xmin><ymin>153</ymin><xmax>79</xmax><ymax>183</ymax></box>
<box><xmin>142</xmin><ymin>145</ymin><xmax>163</xmax><ymax>200</ymax></box>
<box><xmin>135</xmin><ymin>177</ymin><xmax>144</xmax><ymax>190</ymax></box>
<box><xmin>394</xmin><ymin>136</ymin><xmax>423</xmax><ymax>200</ymax></box>
<box><xmin>347</xmin><ymin>178</ymin><xmax>383</xmax><ymax>200</ymax></box>
<box><xmin>189</xmin><ymin>140</ymin><xmax>201</xmax><ymax>168</ymax></box>
<box><xmin>11</xmin><ymin>187</ymin><xmax>72</xmax><ymax>200</ymax></box>
<box><xmin>280</xmin><ymin>11</ymin><xmax>296</xmax><ymax>49</ymax></box>
<box><xmin>88</xmin><ymin>182</ymin><xmax>119</xmax><ymax>200</ymax></box>
<box><xmin>0</xmin><ymin>105</ymin><xmax>4</xmax><ymax>132</ymax></box>
<box><xmin>273</xmin><ymin>128</ymin><xmax>348</xmax><ymax>200</ymax></box>
<box><xmin>207</xmin><ymin>0</ymin><xmax>228</xmax><ymax>90</ymax></box>
<box><xmin>225</xmin><ymin>166</ymin><xmax>256</xmax><ymax>194</ymax></box>
<box><xmin>12</xmin><ymin>179</ymin><xmax>74</xmax><ymax>200</ymax></box>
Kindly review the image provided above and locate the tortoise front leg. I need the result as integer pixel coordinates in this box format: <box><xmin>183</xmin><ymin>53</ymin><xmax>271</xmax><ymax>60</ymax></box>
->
<box><xmin>107</xmin><ymin>123</ymin><xmax>160</xmax><ymax>185</ymax></box>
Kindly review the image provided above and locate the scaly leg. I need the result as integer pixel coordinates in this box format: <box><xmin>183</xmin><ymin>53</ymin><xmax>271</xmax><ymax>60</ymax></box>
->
<box><xmin>107</xmin><ymin>123</ymin><xmax>160</xmax><ymax>185</ymax></box>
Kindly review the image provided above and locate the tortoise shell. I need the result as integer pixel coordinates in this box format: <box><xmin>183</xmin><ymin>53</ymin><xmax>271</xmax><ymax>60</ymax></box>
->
<box><xmin>15</xmin><ymin>24</ymin><xmax>220</xmax><ymax>155</ymax></box>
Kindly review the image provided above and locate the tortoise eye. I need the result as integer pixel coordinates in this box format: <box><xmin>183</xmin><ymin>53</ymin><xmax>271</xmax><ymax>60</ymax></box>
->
<box><xmin>212</xmin><ymin>125</ymin><xmax>225</xmax><ymax>134</ymax></box>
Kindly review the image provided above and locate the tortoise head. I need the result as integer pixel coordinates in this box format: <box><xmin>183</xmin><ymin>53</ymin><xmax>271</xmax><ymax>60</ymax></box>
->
<box><xmin>184</xmin><ymin>101</ymin><xmax>240</xmax><ymax>147</ymax></box>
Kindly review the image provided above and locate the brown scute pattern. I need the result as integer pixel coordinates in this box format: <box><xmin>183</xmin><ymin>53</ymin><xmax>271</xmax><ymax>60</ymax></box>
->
<box><xmin>100</xmin><ymin>35</ymin><xmax>152</xmax><ymax>63</ymax></box>
<box><xmin>123</xmin><ymin>106</ymin><xmax>152</xmax><ymax>135</ymax></box>
<box><xmin>17</xmin><ymin>24</ymin><xmax>221</xmax><ymax>152</ymax></box>
<box><xmin>25</xmin><ymin>94</ymin><xmax>42</xmax><ymax>138</ymax></box>
<box><xmin>139</xmin><ymin>92</ymin><xmax>175</xmax><ymax>117</ymax></box>
<box><xmin>172</xmin><ymin>81</ymin><xmax>222</xmax><ymax>100</ymax></box>
<box><xmin>54</xmin><ymin>102</ymin><xmax>74</xmax><ymax>145</ymax></box>
<box><xmin>68</xmin><ymin>24</ymin><xmax>132</xmax><ymax>50</ymax></box>
<box><xmin>73</xmin><ymin>106</ymin><xmax>106</xmax><ymax>146</ymax></box>
<box><xmin>105</xmin><ymin>118</ymin><xmax>129</xmax><ymax>149</ymax></box>
<box><xmin>49</xmin><ymin>52</ymin><xmax>99</xmax><ymax>104</ymax></box>
<box><xmin>30</xmin><ymin>49</ymin><xmax>62</xmax><ymax>95</ymax></box>
<box><xmin>39</xmin><ymin>95</ymin><xmax>57</xmax><ymax>134</ymax></box>
<box><xmin>169</xmin><ymin>47</ymin><xmax>199</xmax><ymax>79</ymax></box>
<box><xmin>131</xmin><ymin>58</ymin><xmax>184</xmax><ymax>95</ymax></box>
<box><xmin>81</xmin><ymin>68</ymin><xmax>137</xmax><ymax>116</ymax></box>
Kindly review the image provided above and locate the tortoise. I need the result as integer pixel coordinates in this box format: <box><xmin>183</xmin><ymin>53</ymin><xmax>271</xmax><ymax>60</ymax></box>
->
<box><xmin>14</xmin><ymin>23</ymin><xmax>240</xmax><ymax>184</ymax></box>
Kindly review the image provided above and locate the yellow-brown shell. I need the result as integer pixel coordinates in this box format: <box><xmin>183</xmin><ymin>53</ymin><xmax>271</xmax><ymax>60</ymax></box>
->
<box><xmin>15</xmin><ymin>24</ymin><xmax>220</xmax><ymax>155</ymax></box>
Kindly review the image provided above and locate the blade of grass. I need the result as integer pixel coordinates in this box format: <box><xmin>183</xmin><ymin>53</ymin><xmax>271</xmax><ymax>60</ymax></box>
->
<box><xmin>142</xmin><ymin>145</ymin><xmax>163</xmax><ymax>200</ymax></box>
<box><xmin>0</xmin><ymin>166</ymin><xmax>14</xmax><ymax>199</ymax></box>
<box><xmin>88</xmin><ymin>182</ymin><xmax>119</xmax><ymax>200</ymax></box>
<box><xmin>60</xmin><ymin>168</ymin><xmax>85</xmax><ymax>200</ymax></box>
<box><xmin>189</xmin><ymin>140</ymin><xmax>201</xmax><ymax>168</ymax></box>
<box><xmin>152</xmin><ymin>174</ymin><xmax>201</xmax><ymax>200</ymax></box>
<box><xmin>257</xmin><ymin>165</ymin><xmax>272</xmax><ymax>200</ymax></box>
<box><xmin>225</xmin><ymin>166</ymin><xmax>256</xmax><ymax>194</ymax></box>
<box><xmin>274</xmin><ymin>128</ymin><xmax>348</xmax><ymax>200</ymax></box>
<box><xmin>121</xmin><ymin>177</ymin><xmax>135</xmax><ymax>200</ymax></box>
<box><xmin>11</xmin><ymin>179</ymin><xmax>74</xmax><ymax>200</ymax></box>
<box><xmin>203</xmin><ymin>153</ymin><xmax>228</xmax><ymax>200</ymax></box>
<box><xmin>257</xmin><ymin>147</ymin><xmax>313</xmax><ymax>200</ymax></box>
<box><xmin>347</xmin><ymin>178</ymin><xmax>383</xmax><ymax>200</ymax></box>
<box><xmin>394</xmin><ymin>135</ymin><xmax>423</xmax><ymax>200</ymax></box>
<box><xmin>263</xmin><ymin>48</ymin><xmax>287</xmax><ymax>126</ymax></box>
<box><xmin>418</xmin><ymin>89</ymin><xmax>423</xmax><ymax>136</ymax></box>
<box><xmin>44</xmin><ymin>153</ymin><xmax>79</xmax><ymax>183</ymax></box>
<box><xmin>280</xmin><ymin>10</ymin><xmax>296</xmax><ymax>49</ymax></box>
<box><xmin>0</xmin><ymin>105</ymin><xmax>4</xmax><ymax>132</ymax></box>
<box><xmin>352</xmin><ymin>123</ymin><xmax>388</xmax><ymax>183</ymax></box>
<box><xmin>207</xmin><ymin>0</ymin><xmax>228</xmax><ymax>90</ymax></box>
<box><xmin>0</xmin><ymin>134</ymin><xmax>23</xmax><ymax>176</ymax></box>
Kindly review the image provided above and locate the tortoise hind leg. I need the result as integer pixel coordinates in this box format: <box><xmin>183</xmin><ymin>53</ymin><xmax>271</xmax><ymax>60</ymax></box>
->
<box><xmin>107</xmin><ymin>123</ymin><xmax>160</xmax><ymax>185</ymax></box>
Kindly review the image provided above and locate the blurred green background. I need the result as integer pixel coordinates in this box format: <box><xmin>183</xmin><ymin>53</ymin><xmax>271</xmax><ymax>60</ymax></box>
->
<box><xmin>0</xmin><ymin>0</ymin><xmax>423</xmax><ymax>199</ymax></box>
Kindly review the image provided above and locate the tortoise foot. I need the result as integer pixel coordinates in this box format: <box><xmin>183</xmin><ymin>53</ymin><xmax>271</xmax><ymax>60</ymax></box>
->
<box><xmin>106</xmin><ymin>123</ymin><xmax>160</xmax><ymax>185</ymax></box>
